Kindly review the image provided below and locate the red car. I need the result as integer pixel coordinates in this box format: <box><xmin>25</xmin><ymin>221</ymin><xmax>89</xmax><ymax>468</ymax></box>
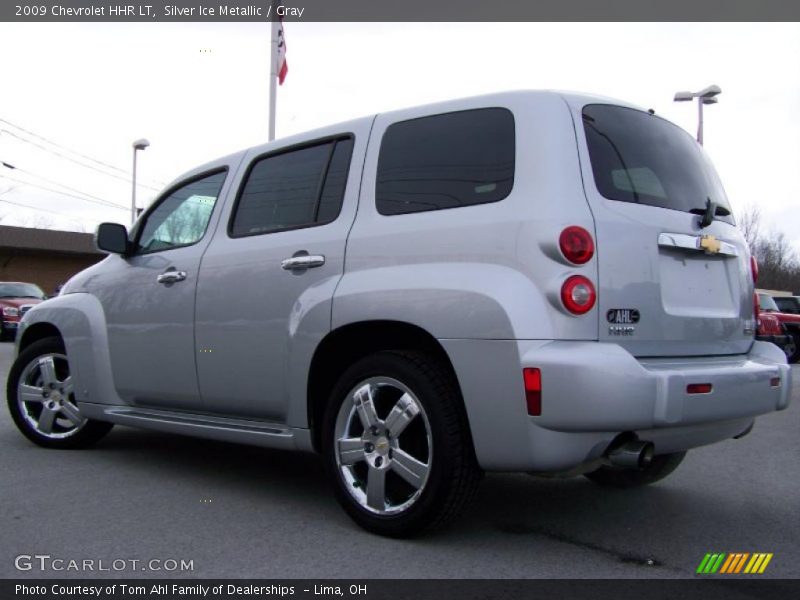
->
<box><xmin>0</xmin><ymin>282</ymin><xmax>46</xmax><ymax>341</ymax></box>
<box><xmin>758</xmin><ymin>293</ymin><xmax>800</xmax><ymax>363</ymax></box>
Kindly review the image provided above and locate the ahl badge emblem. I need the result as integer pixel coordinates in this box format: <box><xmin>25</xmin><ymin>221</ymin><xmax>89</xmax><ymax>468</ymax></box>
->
<box><xmin>607</xmin><ymin>308</ymin><xmax>639</xmax><ymax>336</ymax></box>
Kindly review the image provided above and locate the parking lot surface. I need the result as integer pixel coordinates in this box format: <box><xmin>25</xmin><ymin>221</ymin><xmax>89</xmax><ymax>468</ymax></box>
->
<box><xmin>1</xmin><ymin>342</ymin><xmax>798</xmax><ymax>579</ymax></box>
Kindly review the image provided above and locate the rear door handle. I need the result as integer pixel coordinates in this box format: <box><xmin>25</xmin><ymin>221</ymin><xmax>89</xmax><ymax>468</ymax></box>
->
<box><xmin>281</xmin><ymin>254</ymin><xmax>325</xmax><ymax>271</ymax></box>
<box><xmin>157</xmin><ymin>270</ymin><xmax>187</xmax><ymax>284</ymax></box>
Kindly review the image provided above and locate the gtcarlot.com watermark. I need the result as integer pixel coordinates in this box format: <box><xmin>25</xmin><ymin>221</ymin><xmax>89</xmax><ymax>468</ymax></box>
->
<box><xmin>15</xmin><ymin>554</ymin><xmax>194</xmax><ymax>573</ymax></box>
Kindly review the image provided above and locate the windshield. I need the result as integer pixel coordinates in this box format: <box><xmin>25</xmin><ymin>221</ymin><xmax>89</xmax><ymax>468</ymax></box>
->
<box><xmin>758</xmin><ymin>294</ymin><xmax>780</xmax><ymax>312</ymax></box>
<box><xmin>0</xmin><ymin>282</ymin><xmax>45</xmax><ymax>299</ymax></box>
<box><xmin>582</xmin><ymin>104</ymin><xmax>733</xmax><ymax>224</ymax></box>
<box><xmin>774</xmin><ymin>297</ymin><xmax>800</xmax><ymax>314</ymax></box>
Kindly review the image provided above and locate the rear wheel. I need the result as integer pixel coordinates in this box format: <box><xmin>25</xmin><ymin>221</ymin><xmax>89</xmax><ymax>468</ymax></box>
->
<box><xmin>584</xmin><ymin>451</ymin><xmax>686</xmax><ymax>488</ymax></box>
<box><xmin>7</xmin><ymin>337</ymin><xmax>113</xmax><ymax>449</ymax></box>
<box><xmin>322</xmin><ymin>351</ymin><xmax>481</xmax><ymax>537</ymax></box>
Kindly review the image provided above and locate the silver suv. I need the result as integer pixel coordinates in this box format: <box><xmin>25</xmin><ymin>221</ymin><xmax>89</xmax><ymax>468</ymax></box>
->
<box><xmin>7</xmin><ymin>91</ymin><xmax>792</xmax><ymax>536</ymax></box>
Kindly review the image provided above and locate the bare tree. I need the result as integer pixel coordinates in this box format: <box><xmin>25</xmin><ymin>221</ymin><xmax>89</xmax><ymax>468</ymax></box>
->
<box><xmin>742</xmin><ymin>206</ymin><xmax>800</xmax><ymax>293</ymax></box>
<box><xmin>28</xmin><ymin>215</ymin><xmax>55</xmax><ymax>229</ymax></box>
<box><xmin>737</xmin><ymin>204</ymin><xmax>761</xmax><ymax>255</ymax></box>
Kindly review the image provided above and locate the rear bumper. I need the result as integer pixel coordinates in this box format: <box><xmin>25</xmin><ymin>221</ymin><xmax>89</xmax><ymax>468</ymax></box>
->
<box><xmin>443</xmin><ymin>339</ymin><xmax>791</xmax><ymax>472</ymax></box>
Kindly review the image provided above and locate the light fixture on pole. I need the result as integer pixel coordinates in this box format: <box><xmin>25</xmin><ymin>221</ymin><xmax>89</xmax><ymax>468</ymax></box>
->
<box><xmin>131</xmin><ymin>138</ymin><xmax>150</xmax><ymax>226</ymax></box>
<box><xmin>673</xmin><ymin>85</ymin><xmax>721</xmax><ymax>146</ymax></box>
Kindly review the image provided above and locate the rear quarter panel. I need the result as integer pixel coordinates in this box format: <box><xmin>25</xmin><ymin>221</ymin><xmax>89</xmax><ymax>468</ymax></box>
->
<box><xmin>334</xmin><ymin>91</ymin><xmax>598</xmax><ymax>341</ymax></box>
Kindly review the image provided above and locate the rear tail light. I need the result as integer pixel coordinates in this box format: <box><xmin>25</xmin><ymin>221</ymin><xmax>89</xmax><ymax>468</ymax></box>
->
<box><xmin>687</xmin><ymin>383</ymin><xmax>713</xmax><ymax>394</ymax></box>
<box><xmin>523</xmin><ymin>368</ymin><xmax>542</xmax><ymax>416</ymax></box>
<box><xmin>754</xmin><ymin>292</ymin><xmax>760</xmax><ymax>320</ymax></box>
<box><xmin>751</xmin><ymin>256</ymin><xmax>760</xmax><ymax>320</ymax></box>
<box><xmin>559</xmin><ymin>226</ymin><xmax>594</xmax><ymax>264</ymax></box>
<box><xmin>561</xmin><ymin>275</ymin><xmax>596</xmax><ymax>315</ymax></box>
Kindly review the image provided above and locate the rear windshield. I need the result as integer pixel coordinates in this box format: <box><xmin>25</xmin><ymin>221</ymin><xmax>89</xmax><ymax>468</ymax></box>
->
<box><xmin>582</xmin><ymin>104</ymin><xmax>733</xmax><ymax>224</ymax></box>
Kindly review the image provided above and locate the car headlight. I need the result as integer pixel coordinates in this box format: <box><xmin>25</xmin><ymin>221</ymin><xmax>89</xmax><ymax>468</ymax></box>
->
<box><xmin>2</xmin><ymin>306</ymin><xmax>19</xmax><ymax>317</ymax></box>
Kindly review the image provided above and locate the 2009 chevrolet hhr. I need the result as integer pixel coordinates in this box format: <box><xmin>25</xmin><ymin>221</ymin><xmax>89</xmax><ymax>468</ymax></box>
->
<box><xmin>8</xmin><ymin>91</ymin><xmax>792</xmax><ymax>536</ymax></box>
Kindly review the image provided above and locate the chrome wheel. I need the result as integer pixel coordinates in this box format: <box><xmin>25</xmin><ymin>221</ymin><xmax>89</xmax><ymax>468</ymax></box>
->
<box><xmin>16</xmin><ymin>352</ymin><xmax>86</xmax><ymax>439</ymax></box>
<box><xmin>334</xmin><ymin>376</ymin><xmax>432</xmax><ymax>515</ymax></box>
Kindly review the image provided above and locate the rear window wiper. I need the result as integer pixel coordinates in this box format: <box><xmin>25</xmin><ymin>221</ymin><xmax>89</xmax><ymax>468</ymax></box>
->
<box><xmin>689</xmin><ymin>198</ymin><xmax>730</xmax><ymax>227</ymax></box>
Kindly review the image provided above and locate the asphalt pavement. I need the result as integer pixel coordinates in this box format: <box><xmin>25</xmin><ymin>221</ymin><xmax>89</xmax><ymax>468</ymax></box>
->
<box><xmin>1</xmin><ymin>341</ymin><xmax>798</xmax><ymax>579</ymax></box>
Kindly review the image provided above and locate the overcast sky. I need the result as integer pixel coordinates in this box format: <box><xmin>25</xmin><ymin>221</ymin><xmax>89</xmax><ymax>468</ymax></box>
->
<box><xmin>0</xmin><ymin>22</ymin><xmax>798</xmax><ymax>253</ymax></box>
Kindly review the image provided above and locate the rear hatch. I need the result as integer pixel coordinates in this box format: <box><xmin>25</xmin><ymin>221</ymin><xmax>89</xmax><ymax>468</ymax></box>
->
<box><xmin>571</xmin><ymin>101</ymin><xmax>754</xmax><ymax>357</ymax></box>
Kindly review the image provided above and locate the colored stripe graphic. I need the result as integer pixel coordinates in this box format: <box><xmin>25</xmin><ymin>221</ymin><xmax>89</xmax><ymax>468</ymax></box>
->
<box><xmin>719</xmin><ymin>554</ymin><xmax>735</xmax><ymax>574</ymax></box>
<box><xmin>698</xmin><ymin>552</ymin><xmax>773</xmax><ymax>575</ymax></box>
<box><xmin>758</xmin><ymin>554</ymin><xmax>773</xmax><ymax>573</ymax></box>
<box><xmin>744</xmin><ymin>554</ymin><xmax>760</xmax><ymax>573</ymax></box>
<box><xmin>733</xmin><ymin>553</ymin><xmax>750</xmax><ymax>573</ymax></box>
<box><xmin>696</xmin><ymin>554</ymin><xmax>712</xmax><ymax>574</ymax></box>
<box><xmin>699</xmin><ymin>553</ymin><xmax>727</xmax><ymax>573</ymax></box>
<box><xmin>710</xmin><ymin>553</ymin><xmax>726</xmax><ymax>573</ymax></box>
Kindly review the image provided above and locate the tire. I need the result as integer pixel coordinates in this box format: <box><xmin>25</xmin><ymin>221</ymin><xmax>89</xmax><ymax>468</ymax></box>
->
<box><xmin>786</xmin><ymin>332</ymin><xmax>800</xmax><ymax>364</ymax></box>
<box><xmin>584</xmin><ymin>451</ymin><xmax>686</xmax><ymax>488</ymax></box>
<box><xmin>7</xmin><ymin>336</ymin><xmax>113</xmax><ymax>449</ymax></box>
<box><xmin>322</xmin><ymin>351</ymin><xmax>481</xmax><ymax>537</ymax></box>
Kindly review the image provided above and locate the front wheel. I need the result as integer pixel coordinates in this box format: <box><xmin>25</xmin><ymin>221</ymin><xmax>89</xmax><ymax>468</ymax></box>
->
<box><xmin>7</xmin><ymin>336</ymin><xmax>113</xmax><ymax>449</ymax></box>
<box><xmin>322</xmin><ymin>351</ymin><xmax>481</xmax><ymax>537</ymax></box>
<box><xmin>584</xmin><ymin>451</ymin><xmax>686</xmax><ymax>488</ymax></box>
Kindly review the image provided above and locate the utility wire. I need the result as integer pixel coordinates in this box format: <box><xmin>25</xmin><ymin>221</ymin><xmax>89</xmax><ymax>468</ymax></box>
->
<box><xmin>1</xmin><ymin>160</ymin><xmax>129</xmax><ymax>210</ymax></box>
<box><xmin>2</xmin><ymin>117</ymin><xmax>136</xmax><ymax>176</ymax></box>
<box><xmin>0</xmin><ymin>173</ymin><xmax>128</xmax><ymax>212</ymax></box>
<box><xmin>0</xmin><ymin>127</ymin><xmax>164</xmax><ymax>192</ymax></box>
<box><xmin>0</xmin><ymin>197</ymin><xmax>88</xmax><ymax>226</ymax></box>
<box><xmin>1</xmin><ymin>117</ymin><xmax>168</xmax><ymax>188</ymax></box>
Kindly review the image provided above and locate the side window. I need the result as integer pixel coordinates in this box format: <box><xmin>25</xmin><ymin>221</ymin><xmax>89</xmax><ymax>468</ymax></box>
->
<box><xmin>376</xmin><ymin>108</ymin><xmax>515</xmax><ymax>216</ymax></box>
<box><xmin>230</xmin><ymin>137</ymin><xmax>354</xmax><ymax>237</ymax></box>
<box><xmin>137</xmin><ymin>170</ymin><xmax>227</xmax><ymax>253</ymax></box>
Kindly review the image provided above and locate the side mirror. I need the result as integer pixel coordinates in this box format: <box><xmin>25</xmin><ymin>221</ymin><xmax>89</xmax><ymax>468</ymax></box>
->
<box><xmin>96</xmin><ymin>222</ymin><xmax>130</xmax><ymax>255</ymax></box>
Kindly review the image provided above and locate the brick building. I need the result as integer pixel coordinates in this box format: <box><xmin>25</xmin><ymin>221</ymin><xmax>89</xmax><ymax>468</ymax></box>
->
<box><xmin>0</xmin><ymin>225</ymin><xmax>105</xmax><ymax>295</ymax></box>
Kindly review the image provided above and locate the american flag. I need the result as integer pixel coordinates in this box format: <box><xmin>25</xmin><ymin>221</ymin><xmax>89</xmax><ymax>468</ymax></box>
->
<box><xmin>276</xmin><ymin>19</ymin><xmax>288</xmax><ymax>85</ymax></box>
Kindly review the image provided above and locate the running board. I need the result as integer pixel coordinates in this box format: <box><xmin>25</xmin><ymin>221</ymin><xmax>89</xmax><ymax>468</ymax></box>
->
<box><xmin>84</xmin><ymin>404</ymin><xmax>314</xmax><ymax>452</ymax></box>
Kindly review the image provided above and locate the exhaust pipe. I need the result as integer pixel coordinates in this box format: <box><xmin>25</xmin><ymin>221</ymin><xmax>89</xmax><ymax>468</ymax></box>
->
<box><xmin>608</xmin><ymin>440</ymin><xmax>655</xmax><ymax>469</ymax></box>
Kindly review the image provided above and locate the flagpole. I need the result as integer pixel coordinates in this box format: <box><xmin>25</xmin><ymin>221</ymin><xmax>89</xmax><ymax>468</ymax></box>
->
<box><xmin>268</xmin><ymin>13</ymin><xmax>277</xmax><ymax>141</ymax></box>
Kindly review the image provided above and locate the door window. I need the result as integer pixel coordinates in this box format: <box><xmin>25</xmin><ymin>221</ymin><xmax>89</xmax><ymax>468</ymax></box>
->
<box><xmin>136</xmin><ymin>170</ymin><xmax>227</xmax><ymax>253</ymax></box>
<box><xmin>230</xmin><ymin>137</ymin><xmax>354</xmax><ymax>237</ymax></box>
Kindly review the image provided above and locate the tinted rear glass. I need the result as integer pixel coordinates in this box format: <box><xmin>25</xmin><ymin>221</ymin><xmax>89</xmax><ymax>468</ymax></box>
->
<box><xmin>376</xmin><ymin>108</ymin><xmax>515</xmax><ymax>215</ymax></box>
<box><xmin>582</xmin><ymin>104</ymin><xmax>733</xmax><ymax>224</ymax></box>
<box><xmin>317</xmin><ymin>138</ymin><xmax>354</xmax><ymax>223</ymax></box>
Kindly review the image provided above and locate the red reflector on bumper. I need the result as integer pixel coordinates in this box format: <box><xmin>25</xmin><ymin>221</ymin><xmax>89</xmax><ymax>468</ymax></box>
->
<box><xmin>687</xmin><ymin>383</ymin><xmax>713</xmax><ymax>394</ymax></box>
<box><xmin>770</xmin><ymin>377</ymin><xmax>781</xmax><ymax>388</ymax></box>
<box><xmin>523</xmin><ymin>368</ymin><xmax>542</xmax><ymax>416</ymax></box>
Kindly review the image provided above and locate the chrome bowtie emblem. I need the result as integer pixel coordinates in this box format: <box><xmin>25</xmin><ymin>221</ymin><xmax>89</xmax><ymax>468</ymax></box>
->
<box><xmin>699</xmin><ymin>234</ymin><xmax>721</xmax><ymax>255</ymax></box>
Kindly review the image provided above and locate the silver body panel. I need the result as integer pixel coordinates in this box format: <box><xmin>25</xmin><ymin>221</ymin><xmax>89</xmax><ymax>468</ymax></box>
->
<box><xmin>16</xmin><ymin>90</ymin><xmax>791</xmax><ymax>473</ymax></box>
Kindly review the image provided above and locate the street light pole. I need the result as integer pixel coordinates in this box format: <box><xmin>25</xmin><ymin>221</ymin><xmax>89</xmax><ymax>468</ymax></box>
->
<box><xmin>697</xmin><ymin>97</ymin><xmax>704</xmax><ymax>145</ymax></box>
<box><xmin>673</xmin><ymin>85</ymin><xmax>721</xmax><ymax>145</ymax></box>
<box><xmin>131</xmin><ymin>138</ymin><xmax>150</xmax><ymax>227</ymax></box>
